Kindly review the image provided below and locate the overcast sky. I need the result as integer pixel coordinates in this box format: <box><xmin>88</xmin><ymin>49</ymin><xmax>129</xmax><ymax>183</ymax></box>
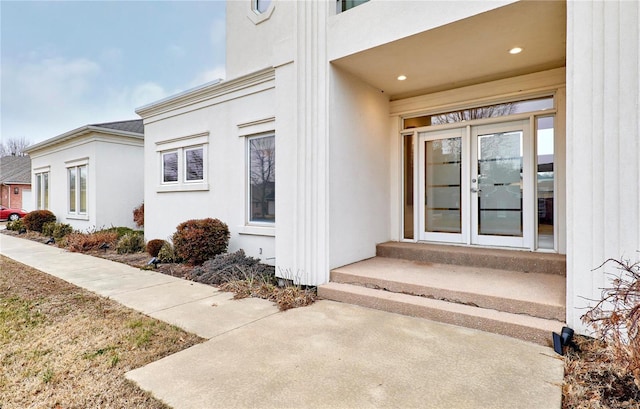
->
<box><xmin>1</xmin><ymin>1</ymin><xmax>226</xmax><ymax>145</ymax></box>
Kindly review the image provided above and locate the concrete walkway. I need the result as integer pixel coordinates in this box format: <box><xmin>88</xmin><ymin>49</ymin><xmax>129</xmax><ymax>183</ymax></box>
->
<box><xmin>0</xmin><ymin>233</ymin><xmax>564</xmax><ymax>409</ymax></box>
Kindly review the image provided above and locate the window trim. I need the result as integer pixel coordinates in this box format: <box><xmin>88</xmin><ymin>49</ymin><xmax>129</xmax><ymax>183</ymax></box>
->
<box><xmin>66</xmin><ymin>160</ymin><xmax>89</xmax><ymax>219</ymax></box>
<box><xmin>247</xmin><ymin>0</ymin><xmax>275</xmax><ymax>24</ymax></box>
<box><xmin>156</xmin><ymin>133</ymin><xmax>209</xmax><ymax>193</ymax></box>
<box><xmin>34</xmin><ymin>168</ymin><xmax>50</xmax><ymax>210</ymax></box>
<box><xmin>246</xmin><ymin>133</ymin><xmax>276</xmax><ymax>226</ymax></box>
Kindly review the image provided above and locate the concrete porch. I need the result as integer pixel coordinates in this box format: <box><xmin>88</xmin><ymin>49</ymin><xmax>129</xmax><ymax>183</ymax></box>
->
<box><xmin>318</xmin><ymin>242</ymin><xmax>566</xmax><ymax>346</ymax></box>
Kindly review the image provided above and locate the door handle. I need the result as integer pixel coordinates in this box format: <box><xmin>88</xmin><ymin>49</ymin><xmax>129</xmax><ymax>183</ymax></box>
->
<box><xmin>471</xmin><ymin>188</ymin><xmax>481</xmax><ymax>193</ymax></box>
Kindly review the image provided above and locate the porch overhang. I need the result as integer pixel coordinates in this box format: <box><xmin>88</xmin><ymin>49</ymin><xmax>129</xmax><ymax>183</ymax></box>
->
<box><xmin>331</xmin><ymin>0</ymin><xmax>566</xmax><ymax>100</ymax></box>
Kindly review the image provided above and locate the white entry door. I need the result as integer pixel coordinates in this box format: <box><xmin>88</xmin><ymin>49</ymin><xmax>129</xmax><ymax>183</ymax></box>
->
<box><xmin>471</xmin><ymin>120</ymin><xmax>532</xmax><ymax>248</ymax></box>
<box><xmin>418</xmin><ymin>120</ymin><xmax>533</xmax><ymax>248</ymax></box>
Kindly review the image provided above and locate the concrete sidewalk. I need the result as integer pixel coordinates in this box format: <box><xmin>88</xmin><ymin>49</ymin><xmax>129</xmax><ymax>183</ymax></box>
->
<box><xmin>1</xmin><ymin>233</ymin><xmax>564</xmax><ymax>409</ymax></box>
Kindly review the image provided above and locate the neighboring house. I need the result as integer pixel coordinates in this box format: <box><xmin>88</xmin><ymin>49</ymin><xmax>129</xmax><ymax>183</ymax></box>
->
<box><xmin>137</xmin><ymin>0</ymin><xmax>639</xmax><ymax>337</ymax></box>
<box><xmin>25</xmin><ymin>120</ymin><xmax>144</xmax><ymax>231</ymax></box>
<box><xmin>0</xmin><ymin>155</ymin><xmax>32</xmax><ymax>211</ymax></box>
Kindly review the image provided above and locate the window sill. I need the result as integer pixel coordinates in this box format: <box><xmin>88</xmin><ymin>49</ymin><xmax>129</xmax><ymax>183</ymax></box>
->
<box><xmin>67</xmin><ymin>214</ymin><xmax>89</xmax><ymax>221</ymax></box>
<box><xmin>157</xmin><ymin>183</ymin><xmax>209</xmax><ymax>193</ymax></box>
<box><xmin>237</xmin><ymin>225</ymin><xmax>275</xmax><ymax>237</ymax></box>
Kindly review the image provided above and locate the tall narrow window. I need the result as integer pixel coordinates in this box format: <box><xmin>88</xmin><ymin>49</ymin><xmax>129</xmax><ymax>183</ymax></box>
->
<box><xmin>185</xmin><ymin>147</ymin><xmax>204</xmax><ymax>182</ymax></box>
<box><xmin>249</xmin><ymin>135</ymin><xmax>275</xmax><ymax>223</ymax></box>
<box><xmin>69</xmin><ymin>167</ymin><xmax>77</xmax><ymax>213</ymax></box>
<box><xmin>162</xmin><ymin>151</ymin><xmax>178</xmax><ymax>183</ymax></box>
<box><xmin>537</xmin><ymin>116</ymin><xmax>555</xmax><ymax>249</ymax></box>
<box><xmin>68</xmin><ymin>164</ymin><xmax>87</xmax><ymax>215</ymax></box>
<box><xmin>403</xmin><ymin>134</ymin><xmax>414</xmax><ymax>239</ymax></box>
<box><xmin>35</xmin><ymin>171</ymin><xmax>50</xmax><ymax>210</ymax></box>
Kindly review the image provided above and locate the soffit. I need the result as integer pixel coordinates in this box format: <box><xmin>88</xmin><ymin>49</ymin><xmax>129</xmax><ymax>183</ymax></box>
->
<box><xmin>331</xmin><ymin>0</ymin><xmax>566</xmax><ymax>100</ymax></box>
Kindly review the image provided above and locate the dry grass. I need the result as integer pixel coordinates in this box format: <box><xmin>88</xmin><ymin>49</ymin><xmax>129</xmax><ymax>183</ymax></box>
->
<box><xmin>0</xmin><ymin>255</ymin><xmax>203</xmax><ymax>409</ymax></box>
<box><xmin>219</xmin><ymin>279</ymin><xmax>317</xmax><ymax>311</ymax></box>
<box><xmin>563</xmin><ymin>335</ymin><xmax>640</xmax><ymax>408</ymax></box>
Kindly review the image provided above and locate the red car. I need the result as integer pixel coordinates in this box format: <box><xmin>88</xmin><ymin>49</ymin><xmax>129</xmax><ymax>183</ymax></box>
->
<box><xmin>0</xmin><ymin>205</ymin><xmax>28</xmax><ymax>221</ymax></box>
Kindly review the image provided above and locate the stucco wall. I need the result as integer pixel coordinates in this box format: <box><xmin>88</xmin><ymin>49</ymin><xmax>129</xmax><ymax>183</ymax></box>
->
<box><xmin>326</xmin><ymin>0</ymin><xmax>515</xmax><ymax>61</ymax></box>
<box><xmin>566</xmin><ymin>0</ymin><xmax>640</xmax><ymax>334</ymax></box>
<box><xmin>28</xmin><ymin>134</ymin><xmax>143</xmax><ymax>231</ymax></box>
<box><xmin>225</xmin><ymin>0</ymin><xmax>295</xmax><ymax>79</ymax></box>
<box><xmin>142</xmin><ymin>79</ymin><xmax>277</xmax><ymax>264</ymax></box>
<box><xmin>329</xmin><ymin>66</ymin><xmax>390</xmax><ymax>269</ymax></box>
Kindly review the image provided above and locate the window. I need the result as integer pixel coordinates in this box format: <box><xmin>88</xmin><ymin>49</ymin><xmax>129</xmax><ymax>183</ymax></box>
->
<box><xmin>162</xmin><ymin>151</ymin><xmax>178</xmax><ymax>183</ymax></box>
<box><xmin>185</xmin><ymin>147</ymin><xmax>204</xmax><ymax>181</ymax></box>
<box><xmin>248</xmin><ymin>134</ymin><xmax>275</xmax><ymax>224</ymax></box>
<box><xmin>35</xmin><ymin>171</ymin><xmax>49</xmax><ymax>210</ymax></box>
<box><xmin>156</xmin><ymin>133</ymin><xmax>209</xmax><ymax>192</ymax></box>
<box><xmin>253</xmin><ymin>0</ymin><xmax>271</xmax><ymax>13</ymax></box>
<box><xmin>338</xmin><ymin>0</ymin><xmax>369</xmax><ymax>12</ymax></box>
<box><xmin>68</xmin><ymin>164</ymin><xmax>87</xmax><ymax>215</ymax></box>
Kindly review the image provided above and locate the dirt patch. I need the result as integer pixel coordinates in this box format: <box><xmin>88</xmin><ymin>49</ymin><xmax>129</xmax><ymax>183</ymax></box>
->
<box><xmin>0</xmin><ymin>255</ymin><xmax>203</xmax><ymax>408</ymax></box>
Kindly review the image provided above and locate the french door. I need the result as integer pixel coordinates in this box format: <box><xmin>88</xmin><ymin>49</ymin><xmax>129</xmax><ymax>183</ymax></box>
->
<box><xmin>418</xmin><ymin>120</ymin><xmax>533</xmax><ymax>248</ymax></box>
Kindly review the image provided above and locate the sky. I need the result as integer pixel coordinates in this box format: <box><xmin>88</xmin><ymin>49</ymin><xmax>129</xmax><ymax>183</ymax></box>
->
<box><xmin>1</xmin><ymin>0</ymin><xmax>227</xmax><ymax>145</ymax></box>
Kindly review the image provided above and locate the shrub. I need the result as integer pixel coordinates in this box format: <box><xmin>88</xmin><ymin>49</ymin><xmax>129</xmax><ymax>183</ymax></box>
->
<box><xmin>133</xmin><ymin>203</ymin><xmax>144</xmax><ymax>228</ymax></box>
<box><xmin>582</xmin><ymin>258</ymin><xmax>640</xmax><ymax>390</ymax></box>
<box><xmin>6</xmin><ymin>219</ymin><xmax>24</xmax><ymax>231</ymax></box>
<box><xmin>42</xmin><ymin>222</ymin><xmax>74</xmax><ymax>239</ymax></box>
<box><xmin>146</xmin><ymin>239</ymin><xmax>166</xmax><ymax>257</ymax></box>
<box><xmin>157</xmin><ymin>241</ymin><xmax>178</xmax><ymax>263</ymax></box>
<box><xmin>190</xmin><ymin>250</ymin><xmax>275</xmax><ymax>285</ymax></box>
<box><xmin>64</xmin><ymin>231</ymin><xmax>119</xmax><ymax>252</ymax></box>
<box><xmin>172</xmin><ymin>218</ymin><xmax>230</xmax><ymax>265</ymax></box>
<box><xmin>23</xmin><ymin>210</ymin><xmax>56</xmax><ymax>233</ymax></box>
<box><xmin>115</xmin><ymin>232</ymin><xmax>145</xmax><ymax>254</ymax></box>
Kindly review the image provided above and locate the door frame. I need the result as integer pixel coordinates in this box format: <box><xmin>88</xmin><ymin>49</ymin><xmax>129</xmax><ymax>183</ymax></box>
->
<box><xmin>413</xmin><ymin>117</ymin><xmax>536</xmax><ymax>250</ymax></box>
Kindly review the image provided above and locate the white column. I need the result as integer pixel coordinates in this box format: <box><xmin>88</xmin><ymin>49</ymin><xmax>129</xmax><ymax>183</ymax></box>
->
<box><xmin>566</xmin><ymin>0</ymin><xmax>640</xmax><ymax>333</ymax></box>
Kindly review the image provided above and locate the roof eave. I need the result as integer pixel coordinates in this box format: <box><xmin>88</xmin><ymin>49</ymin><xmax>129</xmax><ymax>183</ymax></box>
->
<box><xmin>25</xmin><ymin>125</ymin><xmax>144</xmax><ymax>154</ymax></box>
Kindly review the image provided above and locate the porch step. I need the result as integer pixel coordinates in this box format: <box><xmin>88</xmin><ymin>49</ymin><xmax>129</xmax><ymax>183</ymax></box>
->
<box><xmin>319</xmin><ymin>282</ymin><xmax>564</xmax><ymax>346</ymax></box>
<box><xmin>377</xmin><ymin>242</ymin><xmax>566</xmax><ymax>276</ymax></box>
<box><xmin>318</xmin><ymin>256</ymin><xmax>566</xmax><ymax>346</ymax></box>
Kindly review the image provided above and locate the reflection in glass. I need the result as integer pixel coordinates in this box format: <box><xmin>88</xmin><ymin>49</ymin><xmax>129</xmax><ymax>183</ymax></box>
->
<box><xmin>69</xmin><ymin>168</ymin><xmax>76</xmax><ymax>213</ymax></box>
<box><xmin>404</xmin><ymin>135</ymin><xmax>414</xmax><ymax>239</ymax></box>
<box><xmin>537</xmin><ymin>116</ymin><xmax>554</xmax><ymax>249</ymax></box>
<box><xmin>425</xmin><ymin>137</ymin><xmax>462</xmax><ymax>233</ymax></box>
<box><xmin>477</xmin><ymin>131</ymin><xmax>523</xmax><ymax>237</ymax></box>
<box><xmin>249</xmin><ymin>135</ymin><xmax>275</xmax><ymax>223</ymax></box>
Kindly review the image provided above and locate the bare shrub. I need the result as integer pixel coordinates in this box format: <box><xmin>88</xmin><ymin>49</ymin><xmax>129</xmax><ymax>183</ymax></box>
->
<box><xmin>190</xmin><ymin>250</ymin><xmax>274</xmax><ymax>285</ymax></box>
<box><xmin>64</xmin><ymin>231</ymin><xmax>119</xmax><ymax>252</ymax></box>
<box><xmin>582</xmin><ymin>258</ymin><xmax>640</xmax><ymax>391</ymax></box>
<box><xmin>133</xmin><ymin>203</ymin><xmax>144</xmax><ymax>228</ymax></box>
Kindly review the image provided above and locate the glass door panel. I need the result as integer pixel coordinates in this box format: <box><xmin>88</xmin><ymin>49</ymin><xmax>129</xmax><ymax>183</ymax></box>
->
<box><xmin>471</xmin><ymin>120</ymin><xmax>531</xmax><ymax>247</ymax></box>
<box><xmin>477</xmin><ymin>131</ymin><xmax>523</xmax><ymax>236</ymax></box>
<box><xmin>419</xmin><ymin>128</ymin><xmax>467</xmax><ymax>243</ymax></box>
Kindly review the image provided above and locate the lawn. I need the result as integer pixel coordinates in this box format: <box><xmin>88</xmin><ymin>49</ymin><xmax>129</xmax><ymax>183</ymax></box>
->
<box><xmin>0</xmin><ymin>255</ymin><xmax>203</xmax><ymax>408</ymax></box>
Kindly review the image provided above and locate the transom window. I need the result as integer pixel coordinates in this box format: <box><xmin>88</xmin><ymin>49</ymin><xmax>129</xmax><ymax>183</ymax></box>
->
<box><xmin>403</xmin><ymin>96</ymin><xmax>554</xmax><ymax>129</ymax></box>
<box><xmin>248</xmin><ymin>134</ymin><xmax>275</xmax><ymax>224</ymax></box>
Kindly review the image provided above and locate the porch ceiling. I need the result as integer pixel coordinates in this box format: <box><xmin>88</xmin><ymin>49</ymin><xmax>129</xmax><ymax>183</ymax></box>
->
<box><xmin>331</xmin><ymin>0</ymin><xmax>566</xmax><ymax>101</ymax></box>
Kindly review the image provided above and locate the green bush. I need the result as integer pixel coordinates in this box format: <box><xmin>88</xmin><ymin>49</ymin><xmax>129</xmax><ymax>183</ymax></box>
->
<box><xmin>172</xmin><ymin>218</ymin><xmax>230</xmax><ymax>265</ymax></box>
<box><xmin>23</xmin><ymin>210</ymin><xmax>56</xmax><ymax>233</ymax></box>
<box><xmin>115</xmin><ymin>232</ymin><xmax>145</xmax><ymax>254</ymax></box>
<box><xmin>6</xmin><ymin>219</ymin><xmax>24</xmax><ymax>231</ymax></box>
<box><xmin>146</xmin><ymin>239</ymin><xmax>166</xmax><ymax>257</ymax></box>
<box><xmin>157</xmin><ymin>241</ymin><xmax>178</xmax><ymax>263</ymax></box>
<box><xmin>42</xmin><ymin>222</ymin><xmax>74</xmax><ymax>239</ymax></box>
<box><xmin>101</xmin><ymin>226</ymin><xmax>141</xmax><ymax>238</ymax></box>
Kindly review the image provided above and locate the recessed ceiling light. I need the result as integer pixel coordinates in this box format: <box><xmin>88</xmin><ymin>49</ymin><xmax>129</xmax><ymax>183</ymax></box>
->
<box><xmin>509</xmin><ymin>47</ymin><xmax>523</xmax><ymax>55</ymax></box>
<box><xmin>397</xmin><ymin>75</ymin><xmax>407</xmax><ymax>81</ymax></box>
